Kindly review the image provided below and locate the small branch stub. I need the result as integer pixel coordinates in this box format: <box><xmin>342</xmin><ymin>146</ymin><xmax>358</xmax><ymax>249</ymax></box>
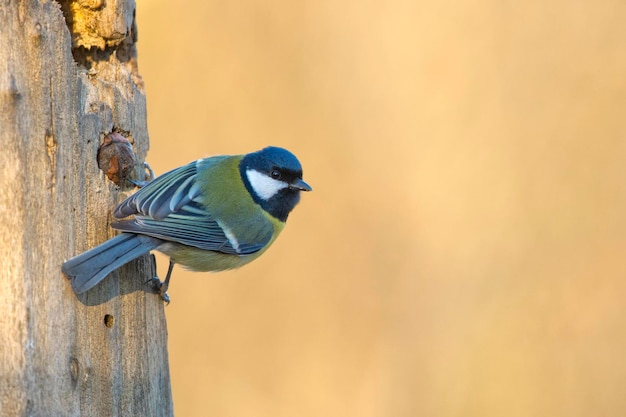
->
<box><xmin>97</xmin><ymin>132</ymin><xmax>136</xmax><ymax>185</ymax></box>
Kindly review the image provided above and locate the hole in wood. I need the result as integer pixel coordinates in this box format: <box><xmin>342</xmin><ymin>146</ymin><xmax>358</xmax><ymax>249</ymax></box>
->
<box><xmin>104</xmin><ymin>314</ymin><xmax>115</xmax><ymax>328</ymax></box>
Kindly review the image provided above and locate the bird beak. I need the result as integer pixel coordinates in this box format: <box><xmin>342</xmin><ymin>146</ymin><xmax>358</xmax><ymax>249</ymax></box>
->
<box><xmin>289</xmin><ymin>178</ymin><xmax>312</xmax><ymax>192</ymax></box>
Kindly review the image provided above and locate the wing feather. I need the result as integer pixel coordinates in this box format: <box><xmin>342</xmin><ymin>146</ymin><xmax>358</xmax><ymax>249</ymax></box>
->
<box><xmin>114</xmin><ymin>162</ymin><xmax>200</xmax><ymax>220</ymax></box>
<box><xmin>112</xmin><ymin>158</ymin><xmax>272</xmax><ymax>255</ymax></box>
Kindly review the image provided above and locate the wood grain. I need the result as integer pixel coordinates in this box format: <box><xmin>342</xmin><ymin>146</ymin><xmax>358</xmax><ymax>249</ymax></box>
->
<box><xmin>0</xmin><ymin>1</ymin><xmax>172</xmax><ymax>415</ymax></box>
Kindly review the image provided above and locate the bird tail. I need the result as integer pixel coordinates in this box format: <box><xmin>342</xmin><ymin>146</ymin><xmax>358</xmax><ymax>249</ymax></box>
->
<box><xmin>62</xmin><ymin>233</ymin><xmax>163</xmax><ymax>294</ymax></box>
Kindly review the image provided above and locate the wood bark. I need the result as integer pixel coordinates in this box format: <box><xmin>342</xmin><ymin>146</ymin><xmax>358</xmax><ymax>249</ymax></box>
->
<box><xmin>0</xmin><ymin>1</ymin><xmax>173</xmax><ymax>415</ymax></box>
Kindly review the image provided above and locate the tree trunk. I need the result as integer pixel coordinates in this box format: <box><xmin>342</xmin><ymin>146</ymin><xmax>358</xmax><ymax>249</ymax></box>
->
<box><xmin>0</xmin><ymin>1</ymin><xmax>173</xmax><ymax>415</ymax></box>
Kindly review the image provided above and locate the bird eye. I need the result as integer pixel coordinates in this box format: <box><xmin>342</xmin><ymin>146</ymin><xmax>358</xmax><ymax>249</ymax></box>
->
<box><xmin>270</xmin><ymin>169</ymin><xmax>281</xmax><ymax>180</ymax></box>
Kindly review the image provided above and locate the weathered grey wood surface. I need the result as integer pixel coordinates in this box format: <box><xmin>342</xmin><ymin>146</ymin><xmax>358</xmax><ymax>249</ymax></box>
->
<box><xmin>0</xmin><ymin>1</ymin><xmax>173</xmax><ymax>416</ymax></box>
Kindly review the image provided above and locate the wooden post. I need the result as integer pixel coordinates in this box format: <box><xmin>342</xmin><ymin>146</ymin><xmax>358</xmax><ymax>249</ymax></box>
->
<box><xmin>0</xmin><ymin>1</ymin><xmax>173</xmax><ymax>416</ymax></box>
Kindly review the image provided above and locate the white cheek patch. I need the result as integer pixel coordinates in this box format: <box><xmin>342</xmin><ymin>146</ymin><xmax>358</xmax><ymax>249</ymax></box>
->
<box><xmin>246</xmin><ymin>169</ymin><xmax>288</xmax><ymax>200</ymax></box>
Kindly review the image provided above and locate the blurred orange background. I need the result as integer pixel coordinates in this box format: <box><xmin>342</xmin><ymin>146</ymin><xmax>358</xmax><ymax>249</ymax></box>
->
<box><xmin>135</xmin><ymin>1</ymin><xmax>626</xmax><ymax>416</ymax></box>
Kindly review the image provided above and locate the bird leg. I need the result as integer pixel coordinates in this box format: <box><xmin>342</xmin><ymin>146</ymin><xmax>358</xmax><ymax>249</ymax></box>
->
<box><xmin>147</xmin><ymin>260</ymin><xmax>175</xmax><ymax>304</ymax></box>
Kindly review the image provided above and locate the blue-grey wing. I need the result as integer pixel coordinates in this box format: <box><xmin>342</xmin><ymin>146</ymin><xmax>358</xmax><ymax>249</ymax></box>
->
<box><xmin>114</xmin><ymin>158</ymin><xmax>227</xmax><ymax>220</ymax></box>
<box><xmin>112</xmin><ymin>201</ymin><xmax>269</xmax><ymax>255</ymax></box>
<box><xmin>111</xmin><ymin>158</ymin><xmax>271</xmax><ymax>255</ymax></box>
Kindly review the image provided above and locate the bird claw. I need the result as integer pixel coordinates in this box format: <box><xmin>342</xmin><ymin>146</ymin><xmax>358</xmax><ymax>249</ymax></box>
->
<box><xmin>130</xmin><ymin>162</ymin><xmax>155</xmax><ymax>188</ymax></box>
<box><xmin>146</xmin><ymin>277</ymin><xmax>170</xmax><ymax>304</ymax></box>
<box><xmin>129</xmin><ymin>179</ymin><xmax>150</xmax><ymax>188</ymax></box>
<box><xmin>160</xmin><ymin>290</ymin><xmax>171</xmax><ymax>305</ymax></box>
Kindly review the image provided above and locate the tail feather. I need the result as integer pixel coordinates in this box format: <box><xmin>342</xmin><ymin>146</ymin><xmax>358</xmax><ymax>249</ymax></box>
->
<box><xmin>62</xmin><ymin>233</ymin><xmax>163</xmax><ymax>294</ymax></box>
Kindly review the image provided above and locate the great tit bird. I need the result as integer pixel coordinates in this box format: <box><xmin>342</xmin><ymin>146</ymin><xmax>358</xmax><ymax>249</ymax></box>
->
<box><xmin>62</xmin><ymin>146</ymin><xmax>311</xmax><ymax>300</ymax></box>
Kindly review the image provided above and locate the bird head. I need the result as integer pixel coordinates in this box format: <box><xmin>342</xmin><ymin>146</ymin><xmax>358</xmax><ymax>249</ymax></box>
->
<box><xmin>240</xmin><ymin>146</ymin><xmax>312</xmax><ymax>221</ymax></box>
